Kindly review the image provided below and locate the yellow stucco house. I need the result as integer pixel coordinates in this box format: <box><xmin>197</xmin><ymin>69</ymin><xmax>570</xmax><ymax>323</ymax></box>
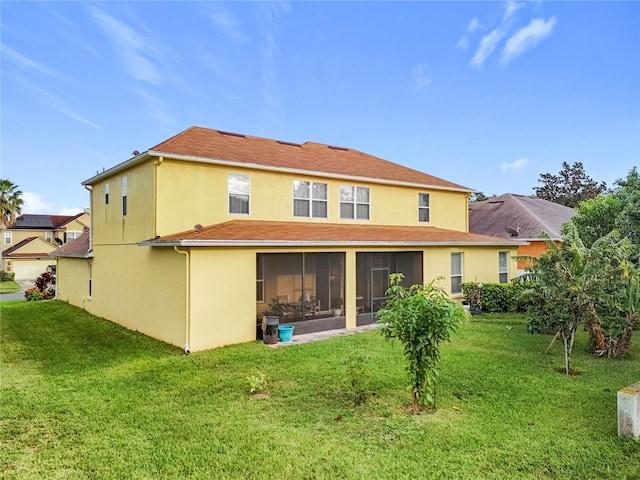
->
<box><xmin>1</xmin><ymin>212</ymin><xmax>89</xmax><ymax>281</ymax></box>
<box><xmin>55</xmin><ymin>126</ymin><xmax>523</xmax><ymax>352</ymax></box>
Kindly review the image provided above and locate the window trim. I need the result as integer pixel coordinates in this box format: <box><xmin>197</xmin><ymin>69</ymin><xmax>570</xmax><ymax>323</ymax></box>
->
<box><xmin>4</xmin><ymin>231</ymin><xmax>12</xmax><ymax>244</ymax></box>
<box><xmin>418</xmin><ymin>193</ymin><xmax>430</xmax><ymax>223</ymax></box>
<box><xmin>45</xmin><ymin>231</ymin><xmax>53</xmax><ymax>243</ymax></box>
<box><xmin>105</xmin><ymin>183</ymin><xmax>110</xmax><ymax>205</ymax></box>
<box><xmin>122</xmin><ymin>176</ymin><xmax>128</xmax><ymax>216</ymax></box>
<box><xmin>228</xmin><ymin>173</ymin><xmax>250</xmax><ymax>215</ymax></box>
<box><xmin>499</xmin><ymin>251</ymin><xmax>509</xmax><ymax>283</ymax></box>
<box><xmin>340</xmin><ymin>185</ymin><xmax>370</xmax><ymax>220</ymax></box>
<box><xmin>293</xmin><ymin>180</ymin><xmax>328</xmax><ymax>218</ymax></box>
<box><xmin>451</xmin><ymin>252</ymin><xmax>463</xmax><ymax>294</ymax></box>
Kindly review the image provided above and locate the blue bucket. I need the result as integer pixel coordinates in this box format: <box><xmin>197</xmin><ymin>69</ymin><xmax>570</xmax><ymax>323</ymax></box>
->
<box><xmin>278</xmin><ymin>325</ymin><xmax>295</xmax><ymax>342</ymax></box>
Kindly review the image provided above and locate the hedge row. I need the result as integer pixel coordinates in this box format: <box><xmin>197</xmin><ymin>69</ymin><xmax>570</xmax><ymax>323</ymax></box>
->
<box><xmin>460</xmin><ymin>281</ymin><xmax>533</xmax><ymax>313</ymax></box>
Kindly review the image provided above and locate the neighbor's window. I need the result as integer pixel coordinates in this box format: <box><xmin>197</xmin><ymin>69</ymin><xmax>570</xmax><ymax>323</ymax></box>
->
<box><xmin>105</xmin><ymin>183</ymin><xmax>110</xmax><ymax>205</ymax></box>
<box><xmin>451</xmin><ymin>252</ymin><xmax>463</xmax><ymax>294</ymax></box>
<box><xmin>229</xmin><ymin>173</ymin><xmax>250</xmax><ymax>214</ymax></box>
<box><xmin>418</xmin><ymin>193</ymin><xmax>430</xmax><ymax>222</ymax></box>
<box><xmin>499</xmin><ymin>251</ymin><xmax>509</xmax><ymax>283</ymax></box>
<box><xmin>4</xmin><ymin>231</ymin><xmax>11</xmax><ymax>244</ymax></box>
<box><xmin>88</xmin><ymin>262</ymin><xmax>92</xmax><ymax>296</ymax></box>
<box><xmin>122</xmin><ymin>176</ymin><xmax>128</xmax><ymax>216</ymax></box>
<box><xmin>65</xmin><ymin>231</ymin><xmax>82</xmax><ymax>243</ymax></box>
<box><xmin>45</xmin><ymin>231</ymin><xmax>53</xmax><ymax>243</ymax></box>
<box><xmin>293</xmin><ymin>181</ymin><xmax>327</xmax><ymax>218</ymax></box>
<box><xmin>340</xmin><ymin>186</ymin><xmax>370</xmax><ymax>220</ymax></box>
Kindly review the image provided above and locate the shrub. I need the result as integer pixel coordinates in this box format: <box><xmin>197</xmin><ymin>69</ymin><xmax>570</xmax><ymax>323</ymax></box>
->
<box><xmin>35</xmin><ymin>272</ymin><xmax>54</xmax><ymax>292</ymax></box>
<box><xmin>0</xmin><ymin>270</ymin><xmax>15</xmax><ymax>282</ymax></box>
<box><xmin>343</xmin><ymin>347</ymin><xmax>370</xmax><ymax>406</ymax></box>
<box><xmin>24</xmin><ymin>288</ymin><xmax>43</xmax><ymax>301</ymax></box>
<box><xmin>460</xmin><ymin>281</ymin><xmax>532</xmax><ymax>313</ymax></box>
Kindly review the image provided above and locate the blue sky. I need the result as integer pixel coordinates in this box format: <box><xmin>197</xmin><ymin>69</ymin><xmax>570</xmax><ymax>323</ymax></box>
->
<box><xmin>2</xmin><ymin>1</ymin><xmax>638</xmax><ymax>215</ymax></box>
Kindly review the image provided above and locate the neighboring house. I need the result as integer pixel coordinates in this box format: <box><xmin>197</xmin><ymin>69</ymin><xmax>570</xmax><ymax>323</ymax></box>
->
<box><xmin>468</xmin><ymin>193</ymin><xmax>576</xmax><ymax>275</ymax></box>
<box><xmin>1</xmin><ymin>211</ymin><xmax>89</xmax><ymax>281</ymax></box>
<box><xmin>54</xmin><ymin>126</ymin><xmax>523</xmax><ymax>352</ymax></box>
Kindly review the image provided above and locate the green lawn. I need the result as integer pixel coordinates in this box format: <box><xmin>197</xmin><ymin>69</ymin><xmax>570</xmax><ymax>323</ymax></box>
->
<box><xmin>0</xmin><ymin>281</ymin><xmax>21</xmax><ymax>294</ymax></box>
<box><xmin>1</xmin><ymin>301</ymin><xmax>639</xmax><ymax>479</ymax></box>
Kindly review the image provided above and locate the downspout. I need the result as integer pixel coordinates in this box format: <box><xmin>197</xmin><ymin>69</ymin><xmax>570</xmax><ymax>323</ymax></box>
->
<box><xmin>174</xmin><ymin>245</ymin><xmax>191</xmax><ymax>354</ymax></box>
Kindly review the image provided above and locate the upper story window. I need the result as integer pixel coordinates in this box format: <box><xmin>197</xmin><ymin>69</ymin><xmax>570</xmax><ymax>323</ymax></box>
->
<box><xmin>105</xmin><ymin>183</ymin><xmax>110</xmax><ymax>205</ymax></box>
<box><xmin>451</xmin><ymin>252</ymin><xmax>463</xmax><ymax>294</ymax></box>
<box><xmin>340</xmin><ymin>186</ymin><xmax>370</xmax><ymax>220</ymax></box>
<box><xmin>229</xmin><ymin>173</ymin><xmax>250</xmax><ymax>214</ymax></box>
<box><xmin>122</xmin><ymin>176</ymin><xmax>128</xmax><ymax>216</ymax></box>
<box><xmin>293</xmin><ymin>181</ymin><xmax>327</xmax><ymax>218</ymax></box>
<box><xmin>45</xmin><ymin>231</ymin><xmax>53</xmax><ymax>243</ymax></box>
<box><xmin>499</xmin><ymin>251</ymin><xmax>509</xmax><ymax>283</ymax></box>
<box><xmin>3</xmin><ymin>231</ymin><xmax>11</xmax><ymax>244</ymax></box>
<box><xmin>418</xmin><ymin>193</ymin><xmax>430</xmax><ymax>223</ymax></box>
<box><xmin>64</xmin><ymin>231</ymin><xmax>82</xmax><ymax>243</ymax></box>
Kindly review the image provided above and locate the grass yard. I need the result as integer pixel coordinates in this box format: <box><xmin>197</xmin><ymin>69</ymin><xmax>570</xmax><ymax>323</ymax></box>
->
<box><xmin>0</xmin><ymin>281</ymin><xmax>21</xmax><ymax>294</ymax></box>
<box><xmin>1</xmin><ymin>300</ymin><xmax>639</xmax><ymax>479</ymax></box>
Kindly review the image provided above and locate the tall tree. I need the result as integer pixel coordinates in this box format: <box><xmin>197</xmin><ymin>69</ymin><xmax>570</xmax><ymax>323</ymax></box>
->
<box><xmin>0</xmin><ymin>179</ymin><xmax>24</xmax><ymax>228</ymax></box>
<box><xmin>534</xmin><ymin>161</ymin><xmax>606</xmax><ymax>207</ymax></box>
<box><xmin>615</xmin><ymin>167</ymin><xmax>640</xmax><ymax>246</ymax></box>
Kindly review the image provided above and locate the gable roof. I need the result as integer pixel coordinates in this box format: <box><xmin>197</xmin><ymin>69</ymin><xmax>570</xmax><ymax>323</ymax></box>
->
<box><xmin>468</xmin><ymin>193</ymin><xmax>576</xmax><ymax>241</ymax></box>
<box><xmin>50</xmin><ymin>231</ymin><xmax>92</xmax><ymax>258</ymax></box>
<box><xmin>139</xmin><ymin>220</ymin><xmax>524</xmax><ymax>248</ymax></box>
<box><xmin>2</xmin><ymin>236</ymin><xmax>56</xmax><ymax>258</ymax></box>
<box><xmin>84</xmin><ymin>126</ymin><xmax>472</xmax><ymax>193</ymax></box>
<box><xmin>11</xmin><ymin>213</ymin><xmax>86</xmax><ymax>230</ymax></box>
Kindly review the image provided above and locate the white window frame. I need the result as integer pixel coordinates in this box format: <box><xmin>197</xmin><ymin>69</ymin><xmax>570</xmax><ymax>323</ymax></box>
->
<box><xmin>418</xmin><ymin>193</ymin><xmax>430</xmax><ymax>223</ymax></box>
<box><xmin>105</xmin><ymin>183</ymin><xmax>110</xmax><ymax>205</ymax></box>
<box><xmin>66</xmin><ymin>231</ymin><xmax>82</xmax><ymax>243</ymax></box>
<box><xmin>256</xmin><ymin>256</ymin><xmax>264</xmax><ymax>303</ymax></box>
<box><xmin>228</xmin><ymin>173</ymin><xmax>250</xmax><ymax>215</ymax></box>
<box><xmin>293</xmin><ymin>181</ymin><xmax>327</xmax><ymax>218</ymax></box>
<box><xmin>45</xmin><ymin>231</ymin><xmax>53</xmax><ymax>243</ymax></box>
<box><xmin>451</xmin><ymin>252</ymin><xmax>463</xmax><ymax>294</ymax></box>
<box><xmin>122</xmin><ymin>176</ymin><xmax>128</xmax><ymax>216</ymax></box>
<box><xmin>499</xmin><ymin>251</ymin><xmax>509</xmax><ymax>283</ymax></box>
<box><xmin>340</xmin><ymin>186</ymin><xmax>370</xmax><ymax>220</ymax></box>
<box><xmin>4</xmin><ymin>231</ymin><xmax>11</xmax><ymax>244</ymax></box>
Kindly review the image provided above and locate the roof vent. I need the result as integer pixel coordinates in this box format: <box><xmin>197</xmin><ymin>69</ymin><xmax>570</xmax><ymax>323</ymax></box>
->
<box><xmin>505</xmin><ymin>226</ymin><xmax>520</xmax><ymax>237</ymax></box>
<box><xmin>194</xmin><ymin>224</ymin><xmax>203</xmax><ymax>233</ymax></box>
<box><xmin>132</xmin><ymin>150</ymin><xmax>140</xmax><ymax>156</ymax></box>
<box><xmin>277</xmin><ymin>140</ymin><xmax>301</xmax><ymax>147</ymax></box>
<box><xmin>218</xmin><ymin>130</ymin><xmax>246</xmax><ymax>138</ymax></box>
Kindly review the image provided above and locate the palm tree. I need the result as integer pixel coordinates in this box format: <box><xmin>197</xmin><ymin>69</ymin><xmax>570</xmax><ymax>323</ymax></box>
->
<box><xmin>0</xmin><ymin>179</ymin><xmax>25</xmax><ymax>228</ymax></box>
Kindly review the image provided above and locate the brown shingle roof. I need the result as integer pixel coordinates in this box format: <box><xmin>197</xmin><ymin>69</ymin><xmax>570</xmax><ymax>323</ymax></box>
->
<box><xmin>468</xmin><ymin>193</ymin><xmax>576</xmax><ymax>240</ymax></box>
<box><xmin>12</xmin><ymin>213</ymin><xmax>85</xmax><ymax>230</ymax></box>
<box><xmin>2</xmin><ymin>237</ymin><xmax>55</xmax><ymax>258</ymax></box>
<box><xmin>146</xmin><ymin>127</ymin><xmax>471</xmax><ymax>191</ymax></box>
<box><xmin>51</xmin><ymin>232</ymin><xmax>92</xmax><ymax>258</ymax></box>
<box><xmin>140</xmin><ymin>220</ymin><xmax>523</xmax><ymax>247</ymax></box>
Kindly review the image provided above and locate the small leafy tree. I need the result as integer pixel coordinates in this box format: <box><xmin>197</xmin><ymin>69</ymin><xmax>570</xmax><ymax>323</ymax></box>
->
<box><xmin>378</xmin><ymin>274</ymin><xmax>465</xmax><ymax>412</ymax></box>
<box><xmin>534</xmin><ymin>161</ymin><xmax>606</xmax><ymax>207</ymax></box>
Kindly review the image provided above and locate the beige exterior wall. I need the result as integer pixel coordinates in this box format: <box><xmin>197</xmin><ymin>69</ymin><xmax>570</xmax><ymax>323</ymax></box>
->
<box><xmin>154</xmin><ymin>160</ymin><xmax>469</xmax><ymax>237</ymax></box>
<box><xmin>74</xmin><ymin>245</ymin><xmax>187</xmax><ymax>348</ymax></box>
<box><xmin>56</xmin><ymin>257</ymin><xmax>91</xmax><ymax>306</ymax></box>
<box><xmin>90</xmin><ymin>162</ymin><xmax>155</xmax><ymax>245</ymax></box>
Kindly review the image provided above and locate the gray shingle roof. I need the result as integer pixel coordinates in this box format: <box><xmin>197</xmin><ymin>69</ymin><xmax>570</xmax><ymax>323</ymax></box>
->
<box><xmin>468</xmin><ymin>193</ymin><xmax>576</xmax><ymax>240</ymax></box>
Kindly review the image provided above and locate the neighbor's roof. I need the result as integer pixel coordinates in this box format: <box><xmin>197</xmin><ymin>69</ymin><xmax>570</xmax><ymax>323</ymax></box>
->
<box><xmin>84</xmin><ymin>126</ymin><xmax>472</xmax><ymax>193</ymax></box>
<box><xmin>11</xmin><ymin>213</ymin><xmax>86</xmax><ymax>230</ymax></box>
<box><xmin>2</xmin><ymin>237</ymin><xmax>55</xmax><ymax>258</ymax></box>
<box><xmin>468</xmin><ymin>193</ymin><xmax>575</xmax><ymax>241</ymax></box>
<box><xmin>139</xmin><ymin>220</ymin><xmax>525</xmax><ymax>248</ymax></box>
<box><xmin>50</xmin><ymin>232</ymin><xmax>92</xmax><ymax>258</ymax></box>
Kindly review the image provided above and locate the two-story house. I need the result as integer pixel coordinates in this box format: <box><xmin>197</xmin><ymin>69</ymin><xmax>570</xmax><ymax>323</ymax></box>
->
<box><xmin>1</xmin><ymin>211</ymin><xmax>89</xmax><ymax>280</ymax></box>
<box><xmin>54</xmin><ymin>126</ymin><xmax>523</xmax><ymax>352</ymax></box>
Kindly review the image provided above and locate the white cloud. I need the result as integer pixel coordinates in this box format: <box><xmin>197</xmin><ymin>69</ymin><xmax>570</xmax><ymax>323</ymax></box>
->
<box><xmin>205</xmin><ymin>4</ymin><xmax>248</xmax><ymax>43</ymax></box>
<box><xmin>457</xmin><ymin>18</ymin><xmax>480</xmax><ymax>50</ymax></box>
<box><xmin>501</xmin><ymin>16</ymin><xmax>557</xmax><ymax>65</ymax></box>
<box><xmin>503</xmin><ymin>0</ymin><xmax>524</xmax><ymax>22</ymax></box>
<box><xmin>501</xmin><ymin>158</ymin><xmax>529</xmax><ymax>173</ymax></box>
<box><xmin>90</xmin><ymin>6</ymin><xmax>161</xmax><ymax>84</ymax></box>
<box><xmin>412</xmin><ymin>64</ymin><xmax>433</xmax><ymax>89</ymax></box>
<box><xmin>56</xmin><ymin>207</ymin><xmax>85</xmax><ymax>216</ymax></box>
<box><xmin>471</xmin><ymin>29</ymin><xmax>504</xmax><ymax>68</ymax></box>
<box><xmin>22</xmin><ymin>192</ymin><xmax>55</xmax><ymax>214</ymax></box>
<box><xmin>1</xmin><ymin>44</ymin><xmax>69</xmax><ymax>82</ymax></box>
